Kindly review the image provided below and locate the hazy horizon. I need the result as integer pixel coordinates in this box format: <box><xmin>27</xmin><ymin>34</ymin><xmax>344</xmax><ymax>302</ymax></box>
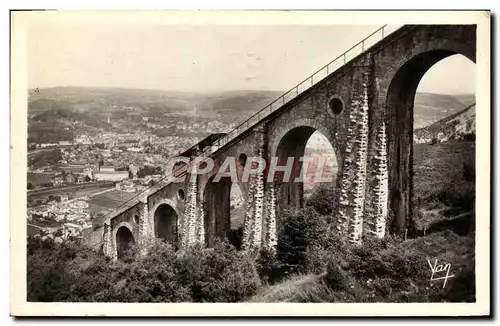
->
<box><xmin>28</xmin><ymin>24</ymin><xmax>476</xmax><ymax>95</ymax></box>
<box><xmin>28</xmin><ymin>85</ymin><xmax>476</xmax><ymax>97</ymax></box>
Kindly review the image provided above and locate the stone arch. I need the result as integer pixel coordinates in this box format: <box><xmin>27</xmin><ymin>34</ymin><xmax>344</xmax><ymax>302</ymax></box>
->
<box><xmin>113</xmin><ymin>222</ymin><xmax>136</xmax><ymax>260</ymax></box>
<box><xmin>198</xmin><ymin>142</ymin><xmax>254</xmax><ymax>206</ymax></box>
<box><xmin>270</xmin><ymin>118</ymin><xmax>342</xmax><ymax>219</ymax></box>
<box><xmin>201</xmin><ymin>172</ymin><xmax>246</xmax><ymax>248</ymax></box>
<box><xmin>381</xmin><ymin>36</ymin><xmax>475</xmax><ymax>236</ymax></box>
<box><xmin>379</xmin><ymin>38</ymin><xmax>475</xmax><ymax>93</ymax></box>
<box><xmin>149</xmin><ymin>197</ymin><xmax>179</xmax><ymax>221</ymax></box>
<box><xmin>269</xmin><ymin>118</ymin><xmax>341</xmax><ymax>164</ymax></box>
<box><xmin>150</xmin><ymin>198</ymin><xmax>180</xmax><ymax>245</ymax></box>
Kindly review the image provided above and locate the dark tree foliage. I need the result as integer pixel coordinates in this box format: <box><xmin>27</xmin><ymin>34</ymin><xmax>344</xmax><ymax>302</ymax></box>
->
<box><xmin>305</xmin><ymin>183</ymin><xmax>337</xmax><ymax>215</ymax></box>
<box><xmin>27</xmin><ymin>237</ymin><xmax>260</xmax><ymax>303</ymax></box>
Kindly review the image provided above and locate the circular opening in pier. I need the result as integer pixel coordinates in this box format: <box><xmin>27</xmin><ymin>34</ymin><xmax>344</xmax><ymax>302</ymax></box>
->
<box><xmin>178</xmin><ymin>189</ymin><xmax>185</xmax><ymax>201</ymax></box>
<box><xmin>328</xmin><ymin>97</ymin><xmax>344</xmax><ymax>116</ymax></box>
<box><xmin>134</xmin><ymin>215</ymin><xmax>139</xmax><ymax>225</ymax></box>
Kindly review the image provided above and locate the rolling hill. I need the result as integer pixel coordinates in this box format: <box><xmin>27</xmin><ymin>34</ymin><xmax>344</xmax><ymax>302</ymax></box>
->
<box><xmin>413</xmin><ymin>93</ymin><xmax>473</xmax><ymax>129</ymax></box>
<box><xmin>414</xmin><ymin>103</ymin><xmax>475</xmax><ymax>143</ymax></box>
<box><xmin>28</xmin><ymin>87</ymin><xmax>475</xmax><ymax>146</ymax></box>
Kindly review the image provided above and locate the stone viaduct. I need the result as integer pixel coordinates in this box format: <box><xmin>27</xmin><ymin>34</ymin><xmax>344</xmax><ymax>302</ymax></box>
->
<box><xmin>87</xmin><ymin>25</ymin><xmax>476</xmax><ymax>261</ymax></box>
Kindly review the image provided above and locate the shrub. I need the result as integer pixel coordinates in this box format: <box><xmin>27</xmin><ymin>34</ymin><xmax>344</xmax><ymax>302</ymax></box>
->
<box><xmin>96</xmin><ymin>240</ymin><xmax>191</xmax><ymax>302</ymax></box>
<box><xmin>324</xmin><ymin>256</ymin><xmax>352</xmax><ymax>292</ymax></box>
<box><xmin>27</xmin><ymin>237</ymin><xmax>261</xmax><ymax>303</ymax></box>
<box><xmin>255</xmin><ymin>247</ymin><xmax>291</xmax><ymax>284</ymax></box>
<box><xmin>277</xmin><ymin>207</ymin><xmax>332</xmax><ymax>272</ymax></box>
<box><xmin>178</xmin><ymin>240</ymin><xmax>261</xmax><ymax>302</ymax></box>
<box><xmin>27</xmin><ymin>237</ymin><xmax>101</xmax><ymax>302</ymax></box>
<box><xmin>305</xmin><ymin>184</ymin><xmax>337</xmax><ymax>215</ymax></box>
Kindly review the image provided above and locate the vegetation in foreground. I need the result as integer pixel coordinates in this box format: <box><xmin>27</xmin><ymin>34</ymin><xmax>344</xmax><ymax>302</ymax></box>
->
<box><xmin>26</xmin><ymin>226</ymin><xmax>475</xmax><ymax>303</ymax></box>
<box><xmin>27</xmin><ymin>141</ymin><xmax>476</xmax><ymax>303</ymax></box>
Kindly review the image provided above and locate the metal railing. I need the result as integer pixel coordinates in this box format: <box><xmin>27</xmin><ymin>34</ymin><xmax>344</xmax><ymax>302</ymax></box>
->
<box><xmin>199</xmin><ymin>24</ymin><xmax>401</xmax><ymax>157</ymax></box>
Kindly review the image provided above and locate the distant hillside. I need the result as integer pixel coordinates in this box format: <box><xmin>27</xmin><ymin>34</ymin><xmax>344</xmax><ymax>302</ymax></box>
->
<box><xmin>28</xmin><ymin>87</ymin><xmax>283</xmax><ymax>143</ymax></box>
<box><xmin>453</xmin><ymin>94</ymin><xmax>476</xmax><ymax>107</ymax></box>
<box><xmin>28</xmin><ymin>87</ymin><xmax>283</xmax><ymax>118</ymax></box>
<box><xmin>28</xmin><ymin>87</ymin><xmax>476</xmax><ymax>145</ymax></box>
<box><xmin>30</xmin><ymin>88</ymin><xmax>470</xmax><ymax>123</ymax></box>
<box><xmin>414</xmin><ymin>103</ymin><xmax>475</xmax><ymax>144</ymax></box>
<box><xmin>192</xmin><ymin>90</ymin><xmax>284</xmax><ymax>119</ymax></box>
<box><xmin>413</xmin><ymin>93</ymin><xmax>472</xmax><ymax>129</ymax></box>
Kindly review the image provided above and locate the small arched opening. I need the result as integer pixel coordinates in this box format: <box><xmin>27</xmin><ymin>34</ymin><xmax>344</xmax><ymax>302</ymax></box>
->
<box><xmin>116</xmin><ymin>226</ymin><xmax>135</xmax><ymax>261</ymax></box>
<box><xmin>153</xmin><ymin>203</ymin><xmax>178</xmax><ymax>244</ymax></box>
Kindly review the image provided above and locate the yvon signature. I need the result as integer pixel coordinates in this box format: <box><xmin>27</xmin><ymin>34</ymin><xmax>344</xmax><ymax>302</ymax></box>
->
<box><xmin>427</xmin><ymin>258</ymin><xmax>455</xmax><ymax>288</ymax></box>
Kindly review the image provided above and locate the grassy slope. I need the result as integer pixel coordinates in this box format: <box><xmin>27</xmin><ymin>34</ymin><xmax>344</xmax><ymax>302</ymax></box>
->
<box><xmin>250</xmin><ymin>231</ymin><xmax>475</xmax><ymax>303</ymax></box>
<box><xmin>250</xmin><ymin>140</ymin><xmax>476</xmax><ymax>303</ymax></box>
<box><xmin>413</xmin><ymin>141</ymin><xmax>475</xmax><ymax>230</ymax></box>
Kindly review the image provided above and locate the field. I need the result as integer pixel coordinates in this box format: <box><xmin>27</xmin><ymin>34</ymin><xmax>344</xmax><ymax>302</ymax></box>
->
<box><xmin>27</xmin><ymin>182</ymin><xmax>115</xmax><ymax>205</ymax></box>
<box><xmin>27</xmin><ymin>148</ymin><xmax>62</xmax><ymax>170</ymax></box>
<box><xmin>88</xmin><ymin>189</ymin><xmax>140</xmax><ymax>217</ymax></box>
<box><xmin>27</xmin><ymin>172</ymin><xmax>57</xmax><ymax>188</ymax></box>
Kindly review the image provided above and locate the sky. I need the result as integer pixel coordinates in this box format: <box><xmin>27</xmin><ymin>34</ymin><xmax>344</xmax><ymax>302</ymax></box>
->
<box><xmin>27</xmin><ymin>24</ymin><xmax>476</xmax><ymax>94</ymax></box>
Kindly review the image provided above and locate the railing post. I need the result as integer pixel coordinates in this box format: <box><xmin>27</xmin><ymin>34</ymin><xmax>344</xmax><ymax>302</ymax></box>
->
<box><xmin>311</xmin><ymin>76</ymin><xmax>313</xmax><ymax>86</ymax></box>
<box><xmin>296</xmin><ymin>86</ymin><xmax>299</xmax><ymax>96</ymax></box>
<box><xmin>326</xmin><ymin>64</ymin><xmax>329</xmax><ymax>75</ymax></box>
<box><xmin>343</xmin><ymin>53</ymin><xmax>346</xmax><ymax>64</ymax></box>
<box><xmin>282</xmin><ymin>96</ymin><xmax>285</xmax><ymax>105</ymax></box>
<box><xmin>362</xmin><ymin>40</ymin><xmax>364</xmax><ymax>52</ymax></box>
<box><xmin>382</xmin><ymin>26</ymin><xmax>384</xmax><ymax>38</ymax></box>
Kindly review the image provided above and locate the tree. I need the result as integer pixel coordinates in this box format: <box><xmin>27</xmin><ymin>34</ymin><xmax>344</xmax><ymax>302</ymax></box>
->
<box><xmin>305</xmin><ymin>184</ymin><xmax>337</xmax><ymax>215</ymax></box>
<box><xmin>84</xmin><ymin>175</ymin><xmax>91</xmax><ymax>182</ymax></box>
<box><xmin>27</xmin><ymin>182</ymin><xmax>33</xmax><ymax>190</ymax></box>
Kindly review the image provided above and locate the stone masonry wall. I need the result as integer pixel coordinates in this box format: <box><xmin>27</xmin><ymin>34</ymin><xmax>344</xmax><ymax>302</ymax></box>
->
<box><xmin>181</xmin><ymin>172</ymin><xmax>202</xmax><ymax>247</ymax></box>
<box><xmin>102</xmin><ymin>222</ymin><xmax>113</xmax><ymax>259</ymax></box>
<box><xmin>347</xmin><ymin>70</ymin><xmax>370</xmax><ymax>245</ymax></box>
<box><xmin>138</xmin><ymin>198</ymin><xmax>151</xmax><ymax>254</ymax></box>
<box><xmin>241</xmin><ymin>126</ymin><xmax>266</xmax><ymax>251</ymax></box>
<box><xmin>336</xmin><ymin>59</ymin><xmax>372</xmax><ymax>244</ymax></box>
<box><xmin>364</xmin><ymin>121</ymin><xmax>388</xmax><ymax>238</ymax></box>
